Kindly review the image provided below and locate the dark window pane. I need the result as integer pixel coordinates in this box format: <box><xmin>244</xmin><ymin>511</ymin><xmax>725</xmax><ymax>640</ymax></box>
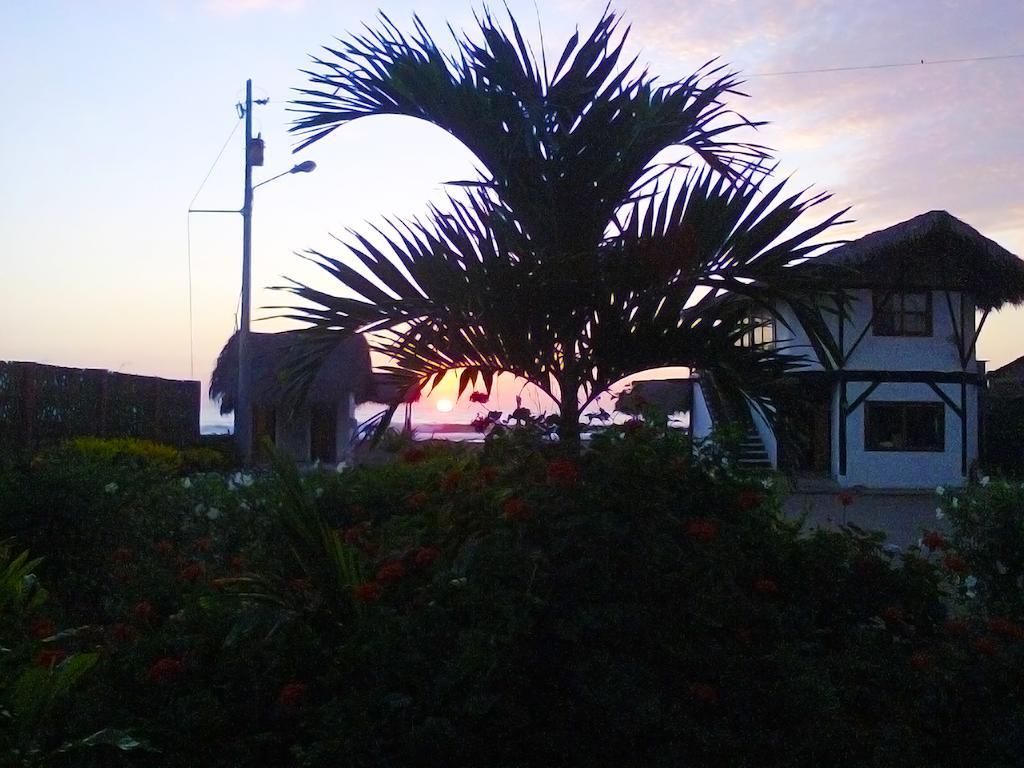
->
<box><xmin>865</xmin><ymin>402</ymin><xmax>944</xmax><ymax>451</ymax></box>
<box><xmin>903</xmin><ymin>292</ymin><xmax>928</xmax><ymax>312</ymax></box>
<box><xmin>903</xmin><ymin>313</ymin><xmax>928</xmax><ymax>334</ymax></box>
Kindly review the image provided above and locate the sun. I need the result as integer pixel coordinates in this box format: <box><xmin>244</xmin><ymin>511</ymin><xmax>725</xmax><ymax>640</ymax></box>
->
<box><xmin>436</xmin><ymin>398</ymin><xmax>454</xmax><ymax>413</ymax></box>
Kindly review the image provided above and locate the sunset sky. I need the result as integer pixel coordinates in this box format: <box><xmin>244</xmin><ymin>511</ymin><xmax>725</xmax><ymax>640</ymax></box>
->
<box><xmin>1</xmin><ymin>0</ymin><xmax>1022</xmax><ymax>430</ymax></box>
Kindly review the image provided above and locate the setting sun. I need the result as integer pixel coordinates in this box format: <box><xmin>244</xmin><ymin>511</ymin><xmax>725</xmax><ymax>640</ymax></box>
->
<box><xmin>436</xmin><ymin>398</ymin><xmax>454</xmax><ymax>413</ymax></box>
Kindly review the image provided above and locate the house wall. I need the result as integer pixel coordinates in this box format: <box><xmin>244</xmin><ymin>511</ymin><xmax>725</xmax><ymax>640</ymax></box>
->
<box><xmin>275</xmin><ymin>407</ymin><xmax>311</xmax><ymax>463</ymax></box>
<box><xmin>691</xmin><ymin>382</ymin><xmax>713</xmax><ymax>440</ymax></box>
<box><xmin>335</xmin><ymin>392</ymin><xmax>356</xmax><ymax>462</ymax></box>
<box><xmin>773</xmin><ymin>290</ymin><xmax>975</xmax><ymax>372</ymax></box>
<box><xmin>840</xmin><ymin>381</ymin><xmax>977</xmax><ymax>489</ymax></box>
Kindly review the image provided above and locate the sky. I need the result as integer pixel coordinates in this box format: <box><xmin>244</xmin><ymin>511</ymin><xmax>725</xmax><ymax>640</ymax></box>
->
<box><xmin>1</xmin><ymin>0</ymin><xmax>1022</xmax><ymax>430</ymax></box>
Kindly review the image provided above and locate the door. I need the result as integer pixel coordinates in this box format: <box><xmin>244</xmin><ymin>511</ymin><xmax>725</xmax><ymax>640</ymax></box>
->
<box><xmin>310</xmin><ymin>403</ymin><xmax>337</xmax><ymax>464</ymax></box>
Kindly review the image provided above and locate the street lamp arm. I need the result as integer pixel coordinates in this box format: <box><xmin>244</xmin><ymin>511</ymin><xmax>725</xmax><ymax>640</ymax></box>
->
<box><xmin>253</xmin><ymin>161</ymin><xmax>317</xmax><ymax>190</ymax></box>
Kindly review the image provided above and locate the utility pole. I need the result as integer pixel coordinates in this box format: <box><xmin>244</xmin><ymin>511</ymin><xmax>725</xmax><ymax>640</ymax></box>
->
<box><xmin>238</xmin><ymin>79</ymin><xmax>256</xmax><ymax>465</ymax></box>
<box><xmin>189</xmin><ymin>81</ymin><xmax>311</xmax><ymax>466</ymax></box>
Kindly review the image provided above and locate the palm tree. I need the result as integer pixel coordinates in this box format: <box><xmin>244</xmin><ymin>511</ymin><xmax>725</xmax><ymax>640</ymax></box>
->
<box><xmin>280</xmin><ymin>8</ymin><xmax>846</xmax><ymax>443</ymax></box>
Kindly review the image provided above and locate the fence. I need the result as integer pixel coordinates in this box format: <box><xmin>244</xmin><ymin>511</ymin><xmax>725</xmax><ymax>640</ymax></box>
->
<box><xmin>0</xmin><ymin>361</ymin><xmax>200</xmax><ymax>453</ymax></box>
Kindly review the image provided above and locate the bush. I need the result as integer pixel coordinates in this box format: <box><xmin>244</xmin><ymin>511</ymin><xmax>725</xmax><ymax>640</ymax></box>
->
<box><xmin>1</xmin><ymin>427</ymin><xmax>1021</xmax><ymax>767</ymax></box>
<box><xmin>940</xmin><ymin>478</ymin><xmax>1024</xmax><ymax>617</ymax></box>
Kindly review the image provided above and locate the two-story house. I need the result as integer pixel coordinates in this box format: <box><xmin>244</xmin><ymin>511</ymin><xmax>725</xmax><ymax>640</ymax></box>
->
<box><xmin>691</xmin><ymin>210</ymin><xmax>1024</xmax><ymax>489</ymax></box>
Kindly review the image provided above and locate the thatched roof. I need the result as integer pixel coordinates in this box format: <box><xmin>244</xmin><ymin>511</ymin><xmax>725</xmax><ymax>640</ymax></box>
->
<box><xmin>792</xmin><ymin>211</ymin><xmax>1024</xmax><ymax>311</ymax></box>
<box><xmin>616</xmin><ymin>378</ymin><xmax>693</xmax><ymax>414</ymax></box>
<box><xmin>210</xmin><ymin>331</ymin><xmax>379</xmax><ymax>415</ymax></box>
<box><xmin>989</xmin><ymin>354</ymin><xmax>1024</xmax><ymax>400</ymax></box>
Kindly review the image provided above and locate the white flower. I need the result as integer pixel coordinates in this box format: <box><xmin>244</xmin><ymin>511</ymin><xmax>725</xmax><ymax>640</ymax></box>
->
<box><xmin>950</xmin><ymin>497</ymin><xmax>958</xmax><ymax>509</ymax></box>
<box><xmin>996</xmin><ymin>561</ymin><xmax>1009</xmax><ymax>575</ymax></box>
<box><xmin>935</xmin><ymin>486</ymin><xmax>945</xmax><ymax>496</ymax></box>
<box><xmin>964</xmin><ymin>575</ymin><xmax>978</xmax><ymax>589</ymax></box>
<box><xmin>194</xmin><ymin>502</ymin><xmax>206</xmax><ymax>515</ymax></box>
<box><xmin>980</xmin><ymin>476</ymin><xmax>990</xmax><ymax>486</ymax></box>
<box><xmin>314</xmin><ymin>487</ymin><xmax>324</xmax><ymax>498</ymax></box>
<box><xmin>228</xmin><ymin>471</ymin><xmax>254</xmax><ymax>490</ymax></box>
<box><xmin>239</xmin><ymin>501</ymin><xmax>251</xmax><ymax>512</ymax></box>
<box><xmin>761</xmin><ymin>477</ymin><xmax>773</xmax><ymax>489</ymax></box>
<box><xmin>206</xmin><ymin>507</ymin><xmax>221</xmax><ymax>521</ymax></box>
<box><xmin>335</xmin><ymin>461</ymin><xmax>349</xmax><ymax>473</ymax></box>
<box><xmin>104</xmin><ymin>482</ymin><xmax>118</xmax><ymax>494</ymax></box>
<box><xmin>935</xmin><ymin>507</ymin><xmax>945</xmax><ymax>520</ymax></box>
<box><xmin>181</xmin><ymin>477</ymin><xmax>192</xmax><ymax>489</ymax></box>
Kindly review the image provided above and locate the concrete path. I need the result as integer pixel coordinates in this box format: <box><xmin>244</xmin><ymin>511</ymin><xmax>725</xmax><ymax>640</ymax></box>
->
<box><xmin>783</xmin><ymin>490</ymin><xmax>944</xmax><ymax>549</ymax></box>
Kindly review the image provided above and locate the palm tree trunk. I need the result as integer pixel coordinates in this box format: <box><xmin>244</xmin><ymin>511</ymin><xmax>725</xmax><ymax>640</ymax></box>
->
<box><xmin>557</xmin><ymin>373</ymin><xmax>582</xmax><ymax>447</ymax></box>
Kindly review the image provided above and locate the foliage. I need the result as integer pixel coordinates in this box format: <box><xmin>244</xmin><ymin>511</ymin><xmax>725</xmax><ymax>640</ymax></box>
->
<box><xmin>0</xmin><ymin>432</ymin><xmax>1020</xmax><ymax>766</ymax></box>
<box><xmin>939</xmin><ymin>478</ymin><xmax>1024</xmax><ymax>617</ymax></box>
<box><xmin>280</xmin><ymin>8</ymin><xmax>846</xmax><ymax>440</ymax></box>
<box><xmin>65</xmin><ymin>437</ymin><xmax>183</xmax><ymax>474</ymax></box>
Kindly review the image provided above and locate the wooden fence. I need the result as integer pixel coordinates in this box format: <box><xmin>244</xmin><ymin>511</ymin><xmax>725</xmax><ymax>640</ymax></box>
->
<box><xmin>0</xmin><ymin>362</ymin><xmax>200</xmax><ymax>453</ymax></box>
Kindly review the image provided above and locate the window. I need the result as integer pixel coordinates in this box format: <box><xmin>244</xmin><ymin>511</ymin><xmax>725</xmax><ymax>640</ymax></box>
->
<box><xmin>864</xmin><ymin>401</ymin><xmax>944</xmax><ymax>452</ymax></box>
<box><xmin>736</xmin><ymin>310</ymin><xmax>775</xmax><ymax>348</ymax></box>
<box><xmin>872</xmin><ymin>291</ymin><xmax>932</xmax><ymax>336</ymax></box>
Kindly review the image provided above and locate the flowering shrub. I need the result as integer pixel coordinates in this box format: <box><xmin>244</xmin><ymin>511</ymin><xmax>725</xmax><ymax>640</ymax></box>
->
<box><xmin>0</xmin><ymin>429</ymin><xmax>1021</xmax><ymax>766</ymax></box>
<box><xmin>938</xmin><ymin>478</ymin><xmax>1024</xmax><ymax>616</ymax></box>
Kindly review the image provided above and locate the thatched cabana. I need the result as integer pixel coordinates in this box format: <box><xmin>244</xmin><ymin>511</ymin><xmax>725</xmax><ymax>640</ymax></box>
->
<box><xmin>210</xmin><ymin>331</ymin><xmax>381</xmax><ymax>463</ymax></box>
<box><xmin>793</xmin><ymin>210</ymin><xmax>1024</xmax><ymax>311</ymax></box>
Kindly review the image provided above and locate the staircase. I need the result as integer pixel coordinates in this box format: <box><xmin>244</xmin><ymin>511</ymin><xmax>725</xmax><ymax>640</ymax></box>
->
<box><xmin>699</xmin><ymin>371</ymin><xmax>774</xmax><ymax>471</ymax></box>
<box><xmin>737</xmin><ymin>427</ymin><xmax>773</xmax><ymax>471</ymax></box>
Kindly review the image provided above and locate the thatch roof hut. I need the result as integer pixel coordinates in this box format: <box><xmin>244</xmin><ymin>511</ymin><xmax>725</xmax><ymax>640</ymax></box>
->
<box><xmin>792</xmin><ymin>211</ymin><xmax>1024</xmax><ymax>311</ymax></box>
<box><xmin>210</xmin><ymin>331</ymin><xmax>378</xmax><ymax>414</ymax></box>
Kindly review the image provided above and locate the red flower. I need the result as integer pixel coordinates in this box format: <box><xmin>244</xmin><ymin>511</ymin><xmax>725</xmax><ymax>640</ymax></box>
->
<box><xmin>277</xmin><ymin>681</ymin><xmax>309</xmax><ymax>713</ymax></box>
<box><xmin>179</xmin><ymin>563</ymin><xmax>206</xmax><ymax>583</ymax></box>
<box><xmin>147</xmin><ymin>657</ymin><xmax>185</xmax><ymax>683</ymax></box>
<box><xmin>194</xmin><ymin>537</ymin><xmax>213</xmax><ymax>552</ymax></box>
<box><xmin>685</xmin><ymin>518</ymin><xmax>718</xmax><ymax>544</ymax></box>
<box><xmin>230</xmin><ymin>554</ymin><xmax>249</xmax><ymax>572</ymax></box>
<box><xmin>944</xmin><ymin>618</ymin><xmax>970</xmax><ymax>637</ymax></box>
<box><xmin>342</xmin><ymin>522</ymin><xmax>370</xmax><ymax>545</ymax></box>
<box><xmin>441</xmin><ymin>470</ymin><xmax>462</xmax><ymax>491</ymax></box>
<box><xmin>133</xmin><ymin>601</ymin><xmax>155</xmax><ymax>620</ymax></box>
<box><xmin>689</xmin><ymin>682</ymin><xmax>718</xmax><ymax>705</ymax></box>
<box><xmin>837</xmin><ymin>490</ymin><xmax>855</xmax><ymax>507</ymax></box>
<box><xmin>401</xmin><ymin>447</ymin><xmax>427</xmax><ymax>464</ymax></box>
<box><xmin>155</xmin><ymin>540</ymin><xmax>174</xmax><ymax>555</ymax></box>
<box><xmin>111</xmin><ymin>623</ymin><xmax>138</xmax><ymax>643</ymax></box>
<box><xmin>502</xmin><ymin>497</ymin><xmax>535</xmax><ymax>522</ymax></box>
<box><xmin>943</xmin><ymin>554</ymin><xmax>969</xmax><ymax>575</ymax></box>
<box><xmin>376</xmin><ymin>561</ymin><xmax>406</xmax><ymax>583</ymax></box>
<box><xmin>30</xmin><ymin>617</ymin><xmax>57</xmax><ymax>640</ymax></box>
<box><xmin>112</xmin><ymin>548</ymin><xmax>134</xmax><ymax>564</ymax></box>
<box><xmin>470</xmin><ymin>415</ymin><xmax>491</xmax><ymax>433</ymax></box>
<box><xmin>738</xmin><ymin>490</ymin><xmax>763</xmax><ymax>511</ymax></box>
<box><xmin>546</xmin><ymin>458</ymin><xmax>579</xmax><ymax>485</ymax></box>
<box><xmin>406</xmin><ymin>491</ymin><xmax>429</xmax><ymax>508</ymax></box>
<box><xmin>753</xmin><ymin>577</ymin><xmax>779</xmax><ymax>596</ymax></box>
<box><xmin>882</xmin><ymin>606</ymin><xmax>904</xmax><ymax>625</ymax></box>
<box><xmin>469</xmin><ymin>391</ymin><xmax>489</xmax><ymax>404</ymax></box>
<box><xmin>988</xmin><ymin>617</ymin><xmax>1024</xmax><ymax>642</ymax></box>
<box><xmin>972</xmin><ymin>636</ymin><xmax>1001</xmax><ymax>658</ymax></box>
<box><xmin>910</xmin><ymin>651</ymin><xmax>933</xmax><ymax>670</ymax></box>
<box><xmin>33</xmin><ymin>648</ymin><xmax>67</xmax><ymax>668</ymax></box>
<box><xmin>922</xmin><ymin>531</ymin><xmax>948</xmax><ymax>551</ymax></box>
<box><xmin>353</xmin><ymin>582</ymin><xmax>383</xmax><ymax>603</ymax></box>
<box><xmin>479</xmin><ymin>466</ymin><xmax>498</xmax><ymax>484</ymax></box>
<box><xmin>413</xmin><ymin>546</ymin><xmax>442</xmax><ymax>568</ymax></box>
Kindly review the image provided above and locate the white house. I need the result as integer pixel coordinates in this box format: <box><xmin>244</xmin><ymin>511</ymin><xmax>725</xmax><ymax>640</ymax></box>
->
<box><xmin>691</xmin><ymin>211</ymin><xmax>1024</xmax><ymax>489</ymax></box>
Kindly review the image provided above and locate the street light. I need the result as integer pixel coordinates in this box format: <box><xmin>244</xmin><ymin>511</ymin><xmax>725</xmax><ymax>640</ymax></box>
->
<box><xmin>189</xmin><ymin>79</ymin><xmax>316</xmax><ymax>465</ymax></box>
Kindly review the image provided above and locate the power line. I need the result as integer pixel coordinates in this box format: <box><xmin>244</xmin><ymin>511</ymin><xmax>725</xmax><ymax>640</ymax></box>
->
<box><xmin>186</xmin><ymin>116</ymin><xmax>243</xmax><ymax>379</ymax></box>
<box><xmin>749</xmin><ymin>52</ymin><xmax>1024</xmax><ymax>78</ymax></box>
